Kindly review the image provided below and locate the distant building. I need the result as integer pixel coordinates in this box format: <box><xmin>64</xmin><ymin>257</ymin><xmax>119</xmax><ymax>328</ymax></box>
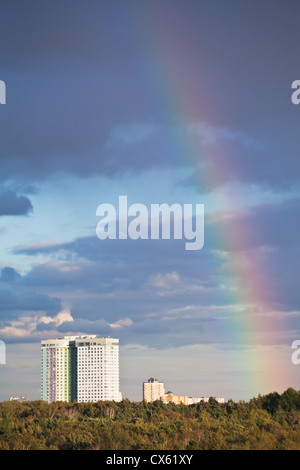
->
<box><xmin>187</xmin><ymin>396</ymin><xmax>225</xmax><ymax>405</ymax></box>
<box><xmin>160</xmin><ymin>392</ymin><xmax>188</xmax><ymax>405</ymax></box>
<box><xmin>9</xmin><ymin>396</ymin><xmax>28</xmax><ymax>403</ymax></box>
<box><xmin>161</xmin><ymin>394</ymin><xmax>225</xmax><ymax>405</ymax></box>
<box><xmin>143</xmin><ymin>377</ymin><xmax>224</xmax><ymax>405</ymax></box>
<box><xmin>143</xmin><ymin>378</ymin><xmax>165</xmax><ymax>402</ymax></box>
<box><xmin>214</xmin><ymin>397</ymin><xmax>225</xmax><ymax>404</ymax></box>
<box><xmin>187</xmin><ymin>397</ymin><xmax>204</xmax><ymax>405</ymax></box>
<box><xmin>41</xmin><ymin>335</ymin><xmax>121</xmax><ymax>403</ymax></box>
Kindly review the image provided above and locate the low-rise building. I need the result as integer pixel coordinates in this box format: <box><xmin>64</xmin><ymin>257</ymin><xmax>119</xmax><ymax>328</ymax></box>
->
<box><xmin>143</xmin><ymin>378</ymin><xmax>165</xmax><ymax>402</ymax></box>
<box><xmin>9</xmin><ymin>396</ymin><xmax>29</xmax><ymax>403</ymax></box>
<box><xmin>160</xmin><ymin>392</ymin><xmax>188</xmax><ymax>405</ymax></box>
<box><xmin>187</xmin><ymin>396</ymin><xmax>225</xmax><ymax>404</ymax></box>
<box><xmin>143</xmin><ymin>378</ymin><xmax>225</xmax><ymax>405</ymax></box>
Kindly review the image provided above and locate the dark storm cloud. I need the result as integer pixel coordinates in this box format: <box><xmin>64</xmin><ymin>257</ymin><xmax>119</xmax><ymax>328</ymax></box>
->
<box><xmin>0</xmin><ymin>190</ymin><xmax>33</xmax><ymax>216</ymax></box>
<box><xmin>0</xmin><ymin>287</ymin><xmax>62</xmax><ymax>319</ymax></box>
<box><xmin>0</xmin><ymin>68</ymin><xmax>299</xmax><ymax>192</ymax></box>
<box><xmin>0</xmin><ymin>1</ymin><xmax>299</xmax><ymax>191</ymax></box>
<box><xmin>0</xmin><ymin>1</ymin><xmax>137</xmax><ymax>67</ymax></box>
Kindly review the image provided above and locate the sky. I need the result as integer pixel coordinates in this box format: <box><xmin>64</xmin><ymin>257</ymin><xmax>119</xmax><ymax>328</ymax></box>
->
<box><xmin>0</xmin><ymin>0</ymin><xmax>299</xmax><ymax>402</ymax></box>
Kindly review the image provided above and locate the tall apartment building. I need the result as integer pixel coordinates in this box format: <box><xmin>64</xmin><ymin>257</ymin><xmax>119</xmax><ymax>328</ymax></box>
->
<box><xmin>76</xmin><ymin>336</ymin><xmax>120</xmax><ymax>403</ymax></box>
<box><xmin>41</xmin><ymin>337</ymin><xmax>76</xmax><ymax>403</ymax></box>
<box><xmin>143</xmin><ymin>378</ymin><xmax>165</xmax><ymax>402</ymax></box>
<box><xmin>41</xmin><ymin>335</ymin><xmax>121</xmax><ymax>403</ymax></box>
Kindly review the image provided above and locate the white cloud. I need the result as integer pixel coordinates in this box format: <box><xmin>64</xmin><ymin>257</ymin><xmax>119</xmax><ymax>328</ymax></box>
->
<box><xmin>147</xmin><ymin>271</ymin><xmax>180</xmax><ymax>289</ymax></box>
<box><xmin>0</xmin><ymin>308</ymin><xmax>74</xmax><ymax>340</ymax></box>
<box><xmin>109</xmin><ymin>317</ymin><xmax>133</xmax><ymax>329</ymax></box>
<box><xmin>39</xmin><ymin>309</ymin><xmax>74</xmax><ymax>326</ymax></box>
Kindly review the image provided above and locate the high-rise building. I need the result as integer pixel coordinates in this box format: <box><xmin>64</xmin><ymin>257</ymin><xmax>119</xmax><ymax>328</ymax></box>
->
<box><xmin>41</xmin><ymin>337</ymin><xmax>77</xmax><ymax>403</ymax></box>
<box><xmin>143</xmin><ymin>378</ymin><xmax>165</xmax><ymax>402</ymax></box>
<box><xmin>76</xmin><ymin>336</ymin><xmax>120</xmax><ymax>403</ymax></box>
<box><xmin>41</xmin><ymin>335</ymin><xmax>121</xmax><ymax>403</ymax></box>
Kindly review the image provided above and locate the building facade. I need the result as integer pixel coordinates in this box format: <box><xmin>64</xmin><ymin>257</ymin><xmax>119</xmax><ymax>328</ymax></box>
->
<box><xmin>41</xmin><ymin>337</ymin><xmax>76</xmax><ymax>403</ymax></box>
<box><xmin>143</xmin><ymin>378</ymin><xmax>165</xmax><ymax>402</ymax></box>
<box><xmin>161</xmin><ymin>394</ymin><xmax>225</xmax><ymax>405</ymax></box>
<box><xmin>41</xmin><ymin>335</ymin><xmax>121</xmax><ymax>403</ymax></box>
<box><xmin>76</xmin><ymin>336</ymin><xmax>121</xmax><ymax>403</ymax></box>
<box><xmin>9</xmin><ymin>396</ymin><xmax>29</xmax><ymax>403</ymax></box>
<box><xmin>160</xmin><ymin>393</ymin><xmax>189</xmax><ymax>405</ymax></box>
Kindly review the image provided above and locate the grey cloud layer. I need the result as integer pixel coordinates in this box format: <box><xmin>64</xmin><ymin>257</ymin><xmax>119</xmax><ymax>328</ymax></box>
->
<box><xmin>3</xmin><ymin>196</ymin><xmax>299</xmax><ymax>345</ymax></box>
<box><xmin>0</xmin><ymin>190</ymin><xmax>33</xmax><ymax>216</ymax></box>
<box><xmin>0</xmin><ymin>2</ymin><xmax>299</xmax><ymax>191</ymax></box>
<box><xmin>0</xmin><ymin>285</ymin><xmax>61</xmax><ymax>320</ymax></box>
<box><xmin>0</xmin><ymin>1</ymin><xmax>300</xmax><ymax>352</ymax></box>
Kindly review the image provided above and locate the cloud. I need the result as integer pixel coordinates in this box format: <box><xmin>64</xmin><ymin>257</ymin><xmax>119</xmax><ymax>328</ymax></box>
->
<box><xmin>0</xmin><ymin>287</ymin><xmax>62</xmax><ymax>320</ymax></box>
<box><xmin>6</xmin><ymin>190</ymin><xmax>300</xmax><ymax>347</ymax></box>
<box><xmin>109</xmin><ymin>317</ymin><xmax>133</xmax><ymax>329</ymax></box>
<box><xmin>105</xmin><ymin>123</ymin><xmax>155</xmax><ymax>149</ymax></box>
<box><xmin>0</xmin><ymin>190</ymin><xmax>33</xmax><ymax>216</ymax></box>
<box><xmin>14</xmin><ymin>196</ymin><xmax>300</xmax><ymax>274</ymax></box>
<box><xmin>0</xmin><ymin>0</ymin><xmax>299</xmax><ymax>352</ymax></box>
<box><xmin>206</xmin><ymin>197</ymin><xmax>300</xmax><ymax>252</ymax></box>
<box><xmin>0</xmin><ymin>309</ymin><xmax>73</xmax><ymax>342</ymax></box>
<box><xmin>10</xmin><ymin>192</ymin><xmax>300</xmax><ymax>318</ymax></box>
<box><xmin>0</xmin><ymin>267</ymin><xmax>21</xmax><ymax>282</ymax></box>
<box><xmin>56</xmin><ymin>317</ymin><xmax>112</xmax><ymax>336</ymax></box>
<box><xmin>0</xmin><ymin>1</ymin><xmax>298</xmax><ymax>197</ymax></box>
<box><xmin>13</xmin><ymin>237</ymin><xmax>219</xmax><ymax>305</ymax></box>
<box><xmin>147</xmin><ymin>271</ymin><xmax>180</xmax><ymax>289</ymax></box>
<box><xmin>0</xmin><ymin>62</ymin><xmax>297</xmax><ymax>193</ymax></box>
<box><xmin>187</xmin><ymin>121</ymin><xmax>264</xmax><ymax>151</ymax></box>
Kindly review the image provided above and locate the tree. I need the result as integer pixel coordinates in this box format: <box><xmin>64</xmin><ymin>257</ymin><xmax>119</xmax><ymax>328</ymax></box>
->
<box><xmin>279</xmin><ymin>388</ymin><xmax>300</xmax><ymax>412</ymax></box>
<box><xmin>261</xmin><ymin>392</ymin><xmax>281</xmax><ymax>414</ymax></box>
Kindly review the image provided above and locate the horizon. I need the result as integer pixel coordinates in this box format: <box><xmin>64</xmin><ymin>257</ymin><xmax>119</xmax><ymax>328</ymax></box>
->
<box><xmin>0</xmin><ymin>337</ymin><xmax>298</xmax><ymax>403</ymax></box>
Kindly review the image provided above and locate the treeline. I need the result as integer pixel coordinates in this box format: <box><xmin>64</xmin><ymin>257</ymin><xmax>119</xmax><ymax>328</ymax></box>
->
<box><xmin>0</xmin><ymin>388</ymin><xmax>300</xmax><ymax>450</ymax></box>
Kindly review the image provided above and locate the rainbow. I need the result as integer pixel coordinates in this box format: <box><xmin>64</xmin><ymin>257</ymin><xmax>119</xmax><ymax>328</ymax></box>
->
<box><xmin>126</xmin><ymin>3</ymin><xmax>294</xmax><ymax>397</ymax></box>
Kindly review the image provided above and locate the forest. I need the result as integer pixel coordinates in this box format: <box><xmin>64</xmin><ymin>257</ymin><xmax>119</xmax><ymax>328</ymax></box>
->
<box><xmin>0</xmin><ymin>388</ymin><xmax>299</xmax><ymax>450</ymax></box>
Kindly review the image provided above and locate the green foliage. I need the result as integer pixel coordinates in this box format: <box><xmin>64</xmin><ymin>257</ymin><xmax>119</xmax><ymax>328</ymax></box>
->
<box><xmin>0</xmin><ymin>389</ymin><xmax>299</xmax><ymax>450</ymax></box>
